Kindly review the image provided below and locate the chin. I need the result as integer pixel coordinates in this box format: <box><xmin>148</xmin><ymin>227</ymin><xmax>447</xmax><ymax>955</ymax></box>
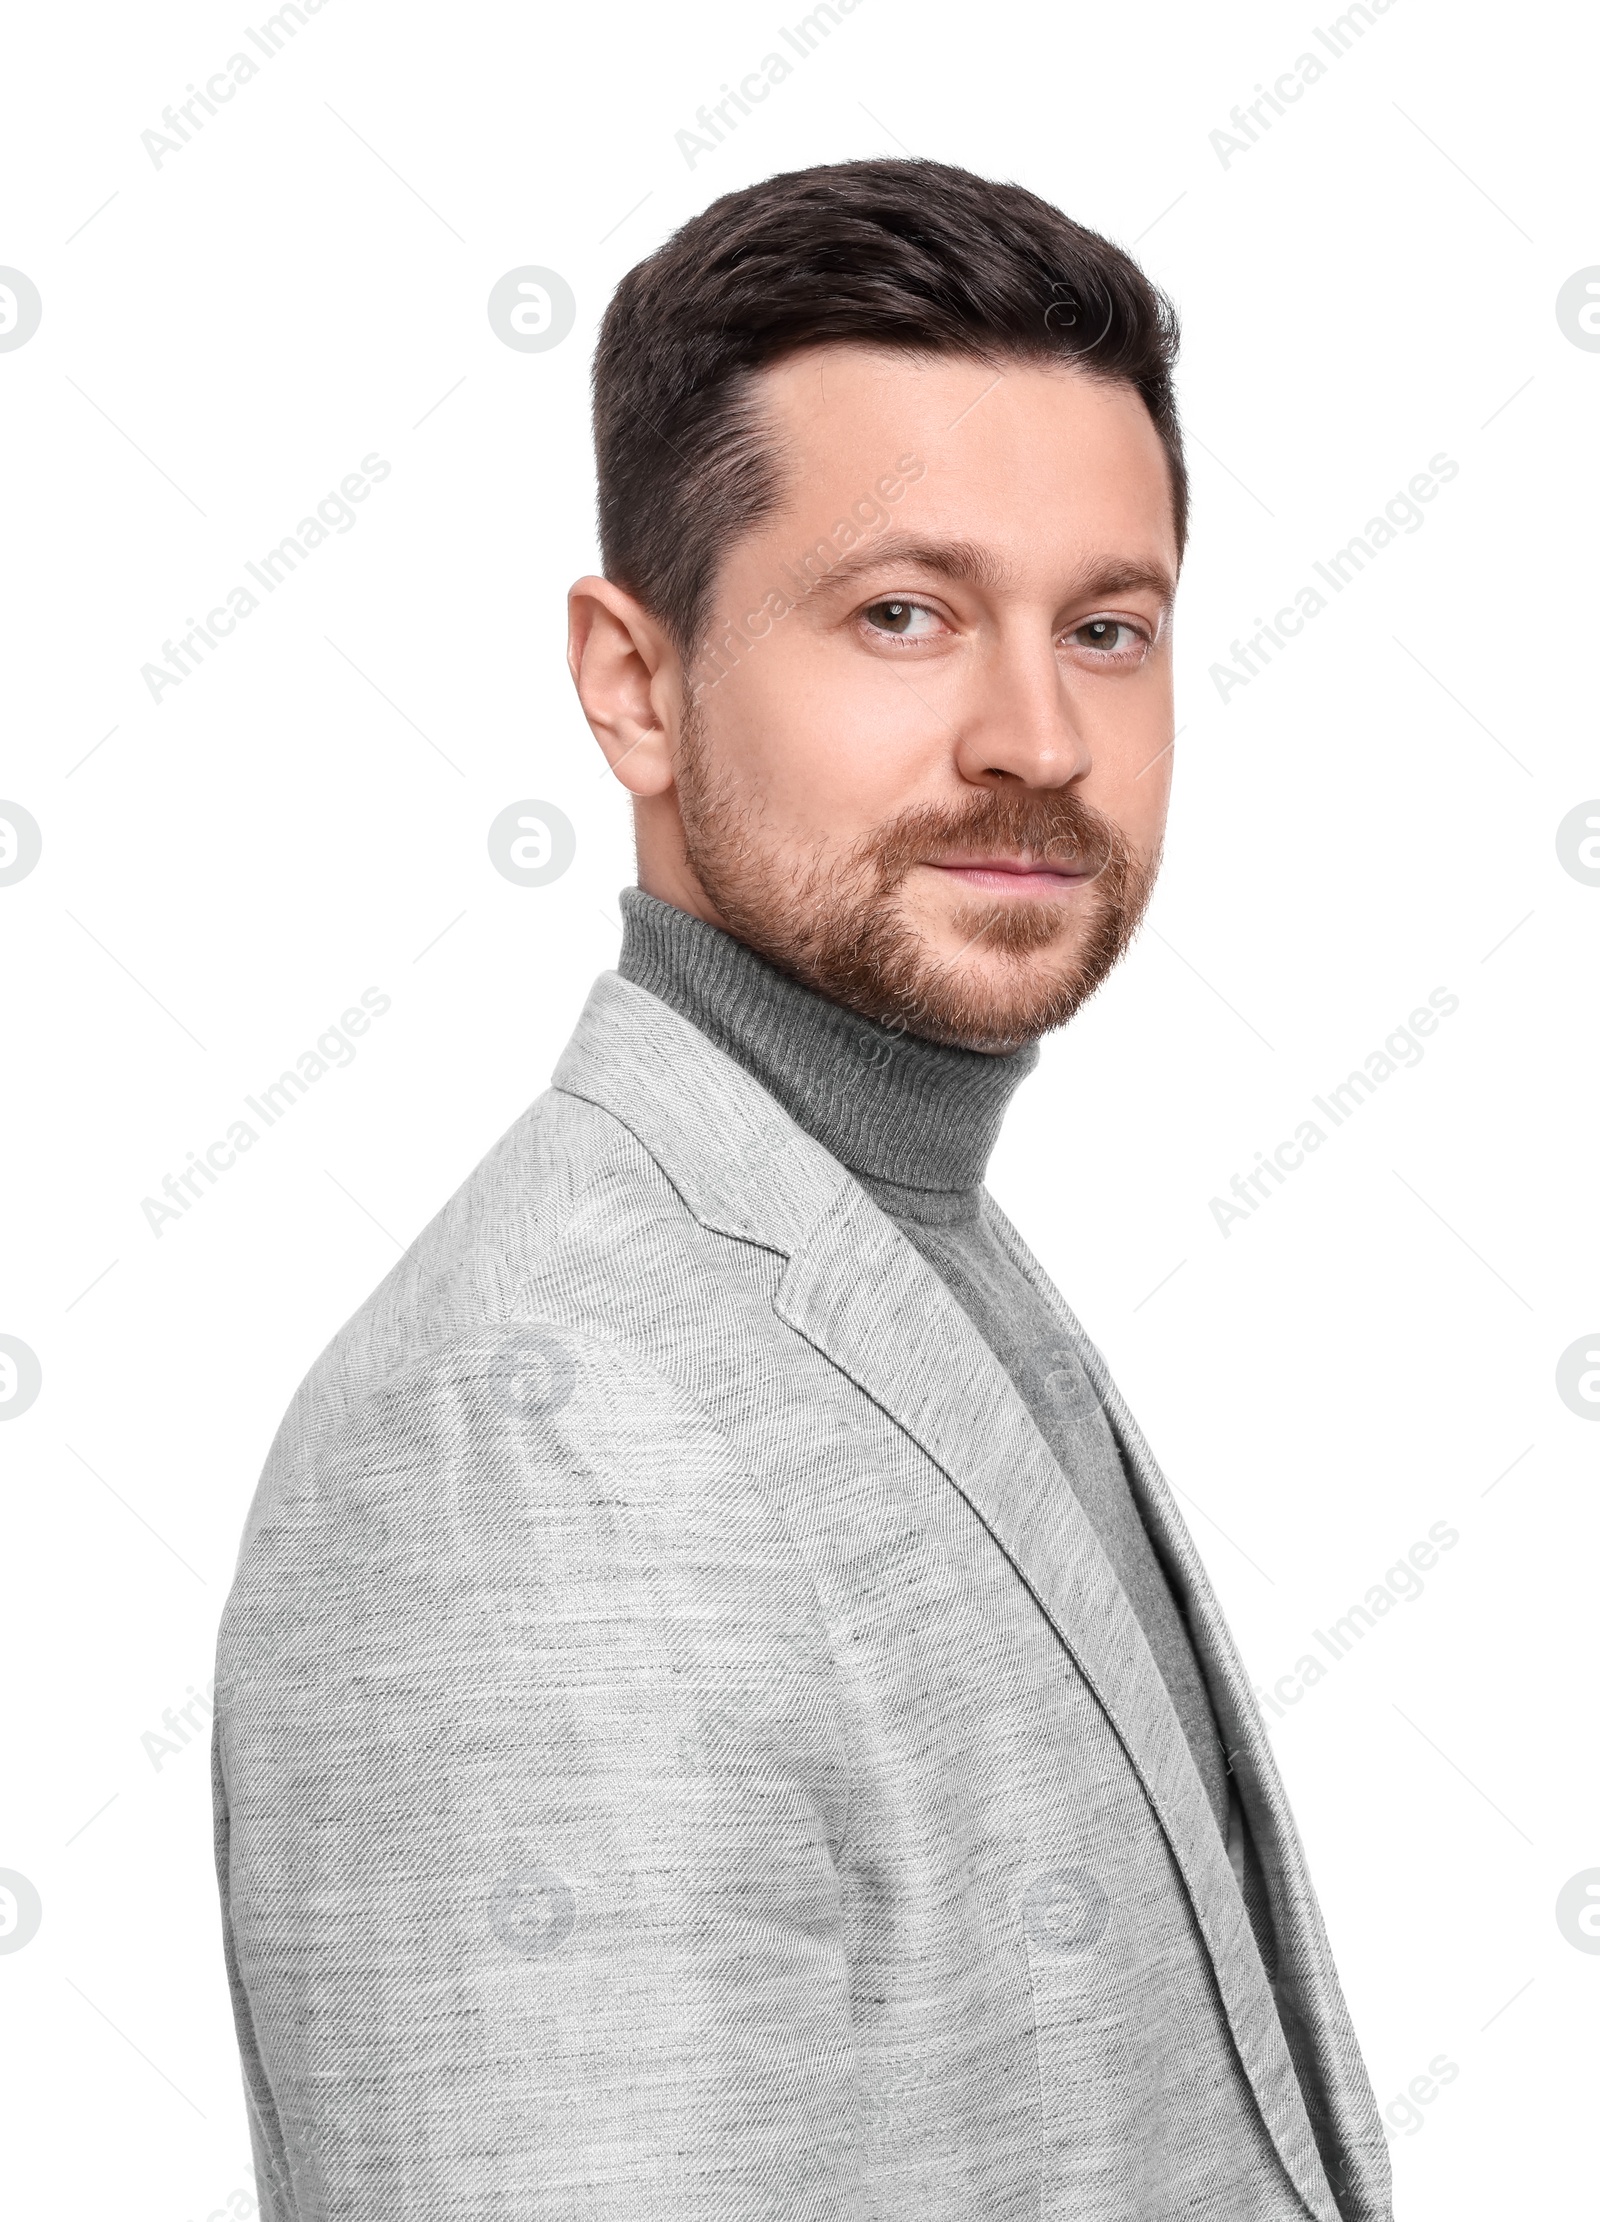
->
<box><xmin>865</xmin><ymin>895</ymin><xmax>1105</xmax><ymax>1049</ymax></box>
<box><xmin>902</xmin><ymin>950</ymin><xmax>1103</xmax><ymax>1053</ymax></box>
<box><xmin>935</xmin><ymin>895</ymin><xmax>1078</xmax><ymax>961</ymax></box>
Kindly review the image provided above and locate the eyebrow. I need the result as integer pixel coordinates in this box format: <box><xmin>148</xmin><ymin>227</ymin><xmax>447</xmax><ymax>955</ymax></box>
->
<box><xmin>800</xmin><ymin>532</ymin><xmax>1176</xmax><ymax>610</ymax></box>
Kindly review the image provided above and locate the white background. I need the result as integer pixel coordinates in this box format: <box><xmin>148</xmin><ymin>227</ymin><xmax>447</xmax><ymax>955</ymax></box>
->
<box><xmin>2</xmin><ymin>0</ymin><xmax>1596</xmax><ymax>2214</ymax></box>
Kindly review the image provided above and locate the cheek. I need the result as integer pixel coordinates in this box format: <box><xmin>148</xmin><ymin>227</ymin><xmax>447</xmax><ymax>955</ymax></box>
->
<box><xmin>1075</xmin><ymin>661</ymin><xmax>1174</xmax><ymax>825</ymax></box>
<box><xmin>711</xmin><ymin>635</ymin><xmax>954</xmax><ymax>830</ymax></box>
<box><xmin>1109</xmin><ymin>774</ymin><xmax>1172</xmax><ymax>871</ymax></box>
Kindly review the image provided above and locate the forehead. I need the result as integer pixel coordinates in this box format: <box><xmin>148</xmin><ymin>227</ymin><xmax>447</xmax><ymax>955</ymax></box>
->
<box><xmin>748</xmin><ymin>342</ymin><xmax>1179</xmax><ymax>574</ymax></box>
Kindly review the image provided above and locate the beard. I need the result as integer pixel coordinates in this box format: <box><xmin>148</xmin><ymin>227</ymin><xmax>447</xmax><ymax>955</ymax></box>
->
<box><xmin>673</xmin><ymin>711</ymin><xmax>1160</xmax><ymax>1054</ymax></box>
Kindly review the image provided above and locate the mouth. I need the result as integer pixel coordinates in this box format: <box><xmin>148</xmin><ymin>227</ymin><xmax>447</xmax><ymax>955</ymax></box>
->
<box><xmin>923</xmin><ymin>853</ymin><xmax>1094</xmax><ymax>899</ymax></box>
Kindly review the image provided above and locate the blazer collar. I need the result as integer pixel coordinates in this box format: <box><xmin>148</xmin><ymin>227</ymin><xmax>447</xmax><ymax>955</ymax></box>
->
<box><xmin>554</xmin><ymin>973</ymin><xmax>1347</xmax><ymax>2222</ymax></box>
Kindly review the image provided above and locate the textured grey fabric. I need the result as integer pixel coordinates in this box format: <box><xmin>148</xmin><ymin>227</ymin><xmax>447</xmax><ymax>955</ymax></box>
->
<box><xmin>212</xmin><ymin>968</ymin><xmax>1392</xmax><ymax>2222</ymax></box>
<box><xmin>616</xmin><ymin>886</ymin><xmax>1232</xmax><ymax>1837</ymax></box>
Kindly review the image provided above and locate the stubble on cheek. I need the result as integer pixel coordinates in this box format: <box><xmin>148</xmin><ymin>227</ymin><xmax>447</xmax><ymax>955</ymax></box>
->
<box><xmin>672</xmin><ymin>709</ymin><xmax>1158</xmax><ymax>1050</ymax></box>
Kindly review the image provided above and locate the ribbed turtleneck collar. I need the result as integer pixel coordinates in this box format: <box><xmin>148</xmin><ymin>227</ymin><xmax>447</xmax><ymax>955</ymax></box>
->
<box><xmin>616</xmin><ymin>887</ymin><xmax>1038</xmax><ymax>1195</ymax></box>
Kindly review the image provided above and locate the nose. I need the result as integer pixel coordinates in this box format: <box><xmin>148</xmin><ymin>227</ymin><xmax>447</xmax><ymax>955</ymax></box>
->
<box><xmin>952</xmin><ymin>627</ymin><xmax>1092</xmax><ymax>789</ymax></box>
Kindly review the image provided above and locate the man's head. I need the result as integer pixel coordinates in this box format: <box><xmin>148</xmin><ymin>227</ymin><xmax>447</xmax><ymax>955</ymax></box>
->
<box><xmin>569</xmin><ymin>158</ymin><xmax>1185</xmax><ymax>1052</ymax></box>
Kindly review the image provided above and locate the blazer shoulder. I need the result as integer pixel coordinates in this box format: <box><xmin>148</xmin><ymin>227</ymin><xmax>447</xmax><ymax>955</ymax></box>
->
<box><xmin>233</xmin><ymin>1081</ymin><xmax>694</xmax><ymax>1555</ymax></box>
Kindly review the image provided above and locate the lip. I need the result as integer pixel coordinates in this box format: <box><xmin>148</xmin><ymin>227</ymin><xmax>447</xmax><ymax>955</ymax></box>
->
<box><xmin>924</xmin><ymin>856</ymin><xmax>1092</xmax><ymax>897</ymax></box>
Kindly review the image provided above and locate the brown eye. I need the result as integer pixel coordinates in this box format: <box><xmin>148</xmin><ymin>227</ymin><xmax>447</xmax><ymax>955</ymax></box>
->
<box><xmin>1068</xmin><ymin>619</ymin><xmax>1141</xmax><ymax>655</ymax></box>
<box><xmin>866</xmin><ymin>600</ymin><xmax>916</xmax><ymax>633</ymax></box>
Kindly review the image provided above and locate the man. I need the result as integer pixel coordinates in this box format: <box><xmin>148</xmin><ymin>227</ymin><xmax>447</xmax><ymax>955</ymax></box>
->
<box><xmin>213</xmin><ymin>159</ymin><xmax>1391</xmax><ymax>2220</ymax></box>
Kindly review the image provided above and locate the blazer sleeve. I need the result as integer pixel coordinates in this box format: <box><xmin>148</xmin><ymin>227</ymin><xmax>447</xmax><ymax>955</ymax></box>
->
<box><xmin>213</xmin><ymin>1318</ymin><xmax>858</xmax><ymax>2220</ymax></box>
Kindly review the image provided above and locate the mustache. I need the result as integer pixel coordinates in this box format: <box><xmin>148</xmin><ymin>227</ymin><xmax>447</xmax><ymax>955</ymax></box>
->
<box><xmin>848</xmin><ymin>787</ymin><xmax>1130</xmax><ymax>887</ymax></box>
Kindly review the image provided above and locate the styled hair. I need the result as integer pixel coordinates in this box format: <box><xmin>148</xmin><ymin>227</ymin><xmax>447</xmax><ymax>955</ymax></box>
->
<box><xmin>592</xmin><ymin>157</ymin><xmax>1186</xmax><ymax>658</ymax></box>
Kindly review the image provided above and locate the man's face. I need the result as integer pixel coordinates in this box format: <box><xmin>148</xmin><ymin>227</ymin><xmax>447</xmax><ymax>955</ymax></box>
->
<box><xmin>643</xmin><ymin>345</ymin><xmax>1176</xmax><ymax>1052</ymax></box>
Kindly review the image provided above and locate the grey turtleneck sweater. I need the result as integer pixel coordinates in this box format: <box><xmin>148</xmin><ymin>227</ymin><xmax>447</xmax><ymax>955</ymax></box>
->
<box><xmin>617</xmin><ymin>886</ymin><xmax>1236</xmax><ymax>1841</ymax></box>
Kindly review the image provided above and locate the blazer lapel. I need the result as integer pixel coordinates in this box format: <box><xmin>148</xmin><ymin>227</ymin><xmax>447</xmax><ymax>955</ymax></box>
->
<box><xmin>554</xmin><ymin>973</ymin><xmax>1346</xmax><ymax>2222</ymax></box>
<box><xmin>774</xmin><ymin>1187</ymin><xmax>1343</xmax><ymax>2222</ymax></box>
<box><xmin>979</xmin><ymin>1197</ymin><xmax>1390</xmax><ymax>2222</ymax></box>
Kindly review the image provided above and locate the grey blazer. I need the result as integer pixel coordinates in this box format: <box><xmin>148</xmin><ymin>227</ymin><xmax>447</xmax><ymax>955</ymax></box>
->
<box><xmin>212</xmin><ymin>971</ymin><xmax>1392</xmax><ymax>2221</ymax></box>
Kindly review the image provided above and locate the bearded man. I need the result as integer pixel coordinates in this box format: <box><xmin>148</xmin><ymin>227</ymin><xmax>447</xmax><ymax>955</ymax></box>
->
<box><xmin>213</xmin><ymin>158</ymin><xmax>1391</xmax><ymax>2222</ymax></box>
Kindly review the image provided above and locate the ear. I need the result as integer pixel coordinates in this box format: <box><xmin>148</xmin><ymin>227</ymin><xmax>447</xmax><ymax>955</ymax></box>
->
<box><xmin>567</xmin><ymin>577</ymin><xmax>682</xmax><ymax>797</ymax></box>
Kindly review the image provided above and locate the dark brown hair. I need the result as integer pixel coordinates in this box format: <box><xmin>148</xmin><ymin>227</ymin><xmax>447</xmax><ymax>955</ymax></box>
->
<box><xmin>592</xmin><ymin>158</ymin><xmax>1186</xmax><ymax>658</ymax></box>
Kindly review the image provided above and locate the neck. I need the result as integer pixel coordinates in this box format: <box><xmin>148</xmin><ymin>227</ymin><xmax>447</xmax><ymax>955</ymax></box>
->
<box><xmin>616</xmin><ymin>887</ymin><xmax>1039</xmax><ymax>1194</ymax></box>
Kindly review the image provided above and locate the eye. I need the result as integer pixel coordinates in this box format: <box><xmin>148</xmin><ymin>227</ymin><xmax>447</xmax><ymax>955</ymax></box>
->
<box><xmin>1066</xmin><ymin>617</ymin><xmax>1147</xmax><ymax>658</ymax></box>
<box><xmin>861</xmin><ymin>598</ymin><xmax>943</xmax><ymax>640</ymax></box>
